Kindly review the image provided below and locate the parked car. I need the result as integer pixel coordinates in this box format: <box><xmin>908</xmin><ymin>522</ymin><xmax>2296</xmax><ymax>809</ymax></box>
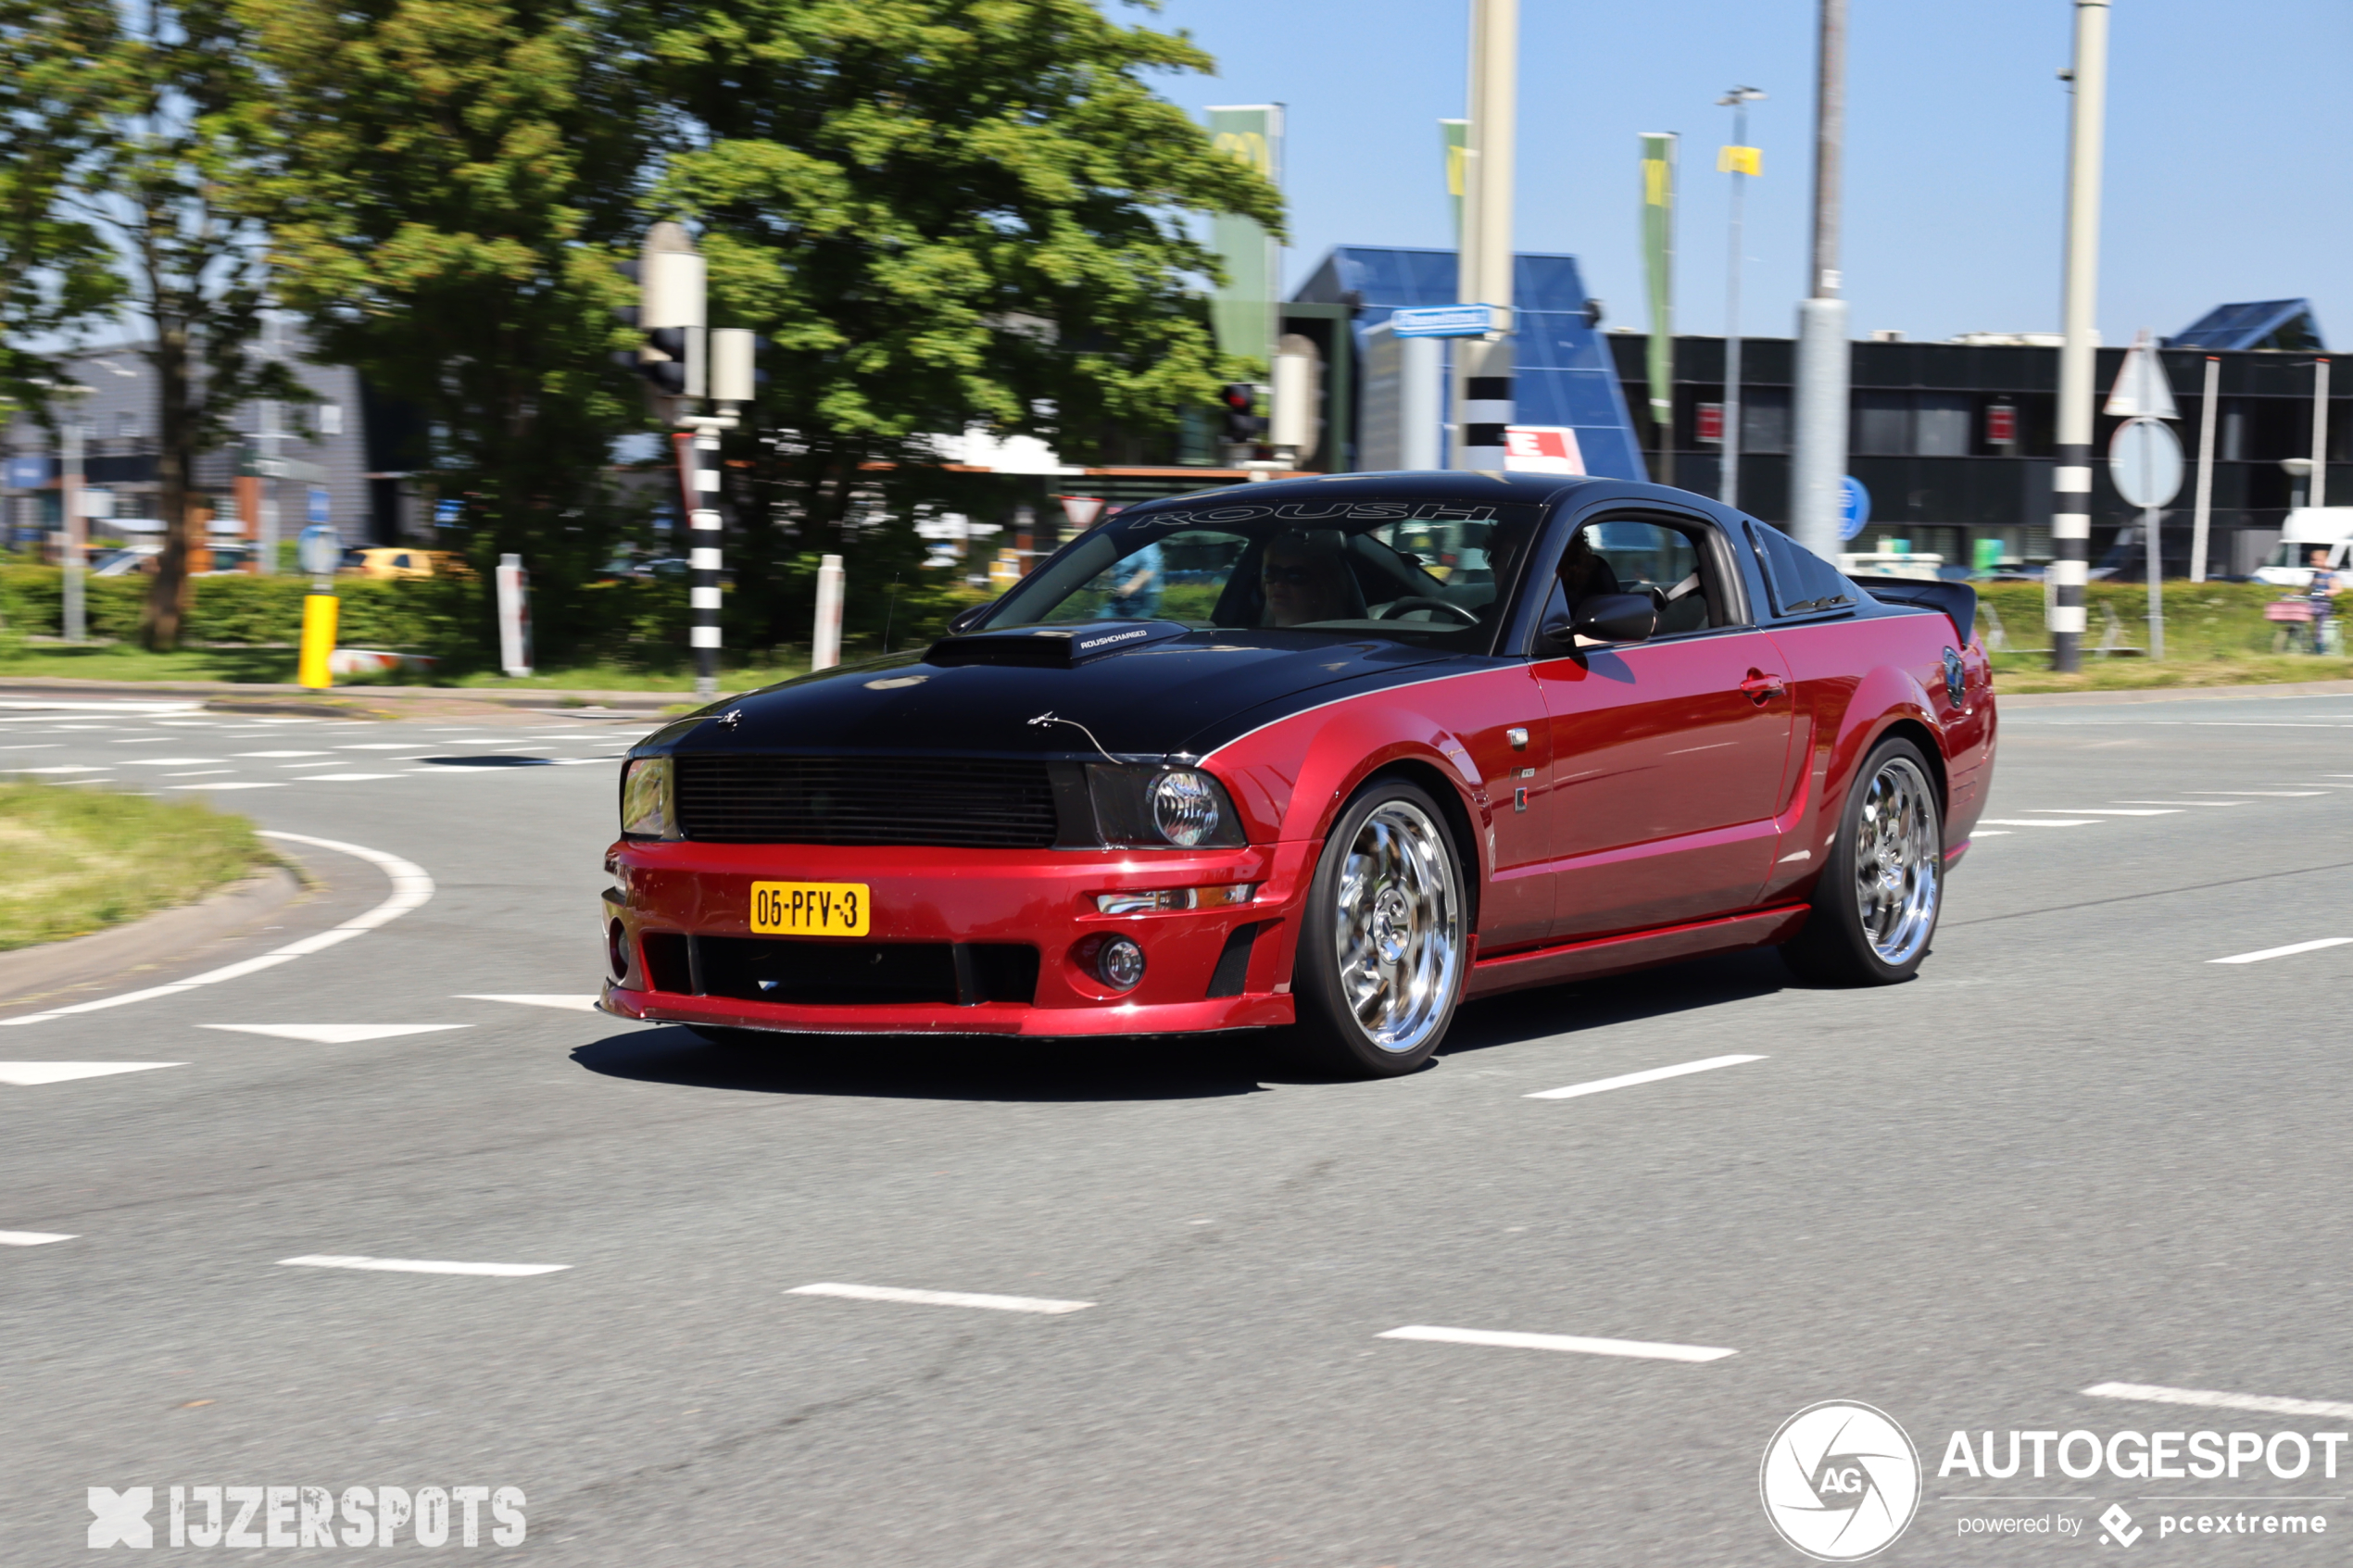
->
<box><xmin>2253</xmin><ymin>508</ymin><xmax>2353</xmax><ymax>588</ymax></box>
<box><xmin>600</xmin><ymin>471</ymin><xmax>1995</xmax><ymax>1077</ymax></box>
<box><xmin>90</xmin><ymin>543</ymin><xmax>162</xmax><ymax>576</ymax></box>
<box><xmin>345</xmin><ymin>546</ymin><xmax>469</xmax><ymax>579</ymax></box>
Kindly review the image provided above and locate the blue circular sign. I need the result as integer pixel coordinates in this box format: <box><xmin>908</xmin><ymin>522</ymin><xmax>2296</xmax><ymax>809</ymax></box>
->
<box><xmin>1838</xmin><ymin>476</ymin><xmax>1872</xmax><ymax>542</ymax></box>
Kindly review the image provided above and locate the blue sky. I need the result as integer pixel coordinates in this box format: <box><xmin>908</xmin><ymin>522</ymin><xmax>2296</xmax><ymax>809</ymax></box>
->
<box><xmin>1151</xmin><ymin>0</ymin><xmax>2353</xmax><ymax>347</ymax></box>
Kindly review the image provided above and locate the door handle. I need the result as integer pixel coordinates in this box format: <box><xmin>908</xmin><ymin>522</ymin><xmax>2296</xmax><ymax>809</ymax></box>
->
<box><xmin>1740</xmin><ymin>671</ymin><xmax>1786</xmax><ymax>704</ymax></box>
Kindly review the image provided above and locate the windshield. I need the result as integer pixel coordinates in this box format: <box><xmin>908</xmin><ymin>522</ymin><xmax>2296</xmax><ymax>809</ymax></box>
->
<box><xmin>982</xmin><ymin>497</ymin><xmax>1546</xmax><ymax>649</ymax></box>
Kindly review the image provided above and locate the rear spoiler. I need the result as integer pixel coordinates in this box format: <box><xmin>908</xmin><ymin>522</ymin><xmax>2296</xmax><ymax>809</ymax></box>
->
<box><xmin>1846</xmin><ymin>575</ymin><xmax>1977</xmax><ymax>644</ymax></box>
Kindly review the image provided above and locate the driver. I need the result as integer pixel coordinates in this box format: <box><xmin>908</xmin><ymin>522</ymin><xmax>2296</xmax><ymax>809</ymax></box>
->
<box><xmin>1261</xmin><ymin>529</ymin><xmax>1357</xmax><ymax>627</ymax></box>
<box><xmin>1559</xmin><ymin>529</ymin><xmax>1622</xmax><ymax>609</ymax></box>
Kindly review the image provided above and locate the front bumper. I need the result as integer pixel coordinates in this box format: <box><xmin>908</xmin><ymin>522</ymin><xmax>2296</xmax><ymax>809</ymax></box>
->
<box><xmin>599</xmin><ymin>839</ymin><xmax>1308</xmax><ymax>1037</ymax></box>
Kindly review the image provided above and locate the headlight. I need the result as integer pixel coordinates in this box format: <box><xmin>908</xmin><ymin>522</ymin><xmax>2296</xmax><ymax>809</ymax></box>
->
<box><xmin>620</xmin><ymin>756</ymin><xmax>679</xmax><ymax>839</ymax></box>
<box><xmin>1084</xmin><ymin>764</ymin><xmax>1246</xmax><ymax>848</ymax></box>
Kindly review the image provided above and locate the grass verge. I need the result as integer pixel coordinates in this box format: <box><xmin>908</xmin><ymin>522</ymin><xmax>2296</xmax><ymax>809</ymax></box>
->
<box><xmin>0</xmin><ymin>779</ymin><xmax>271</xmax><ymax>951</ymax></box>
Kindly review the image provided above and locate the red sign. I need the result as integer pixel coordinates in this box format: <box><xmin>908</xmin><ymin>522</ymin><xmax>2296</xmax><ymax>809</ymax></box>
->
<box><xmin>1057</xmin><ymin>495</ymin><xmax>1106</xmax><ymax>530</ymax></box>
<box><xmin>1985</xmin><ymin>404</ymin><xmax>2018</xmax><ymax>445</ymax></box>
<box><xmin>1695</xmin><ymin>402</ymin><xmax>1725</xmax><ymax>445</ymax></box>
<box><xmin>1503</xmin><ymin>426</ymin><xmax>1586</xmax><ymax>475</ymax></box>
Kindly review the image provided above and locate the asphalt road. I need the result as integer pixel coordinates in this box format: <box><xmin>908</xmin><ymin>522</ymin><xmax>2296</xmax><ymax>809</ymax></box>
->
<box><xmin>5</xmin><ymin>689</ymin><xmax>2352</xmax><ymax>1565</ymax></box>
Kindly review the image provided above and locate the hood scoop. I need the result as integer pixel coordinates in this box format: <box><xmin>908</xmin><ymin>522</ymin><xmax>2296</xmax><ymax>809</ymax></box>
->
<box><xmin>925</xmin><ymin>620</ymin><xmax>1190</xmax><ymax>669</ymax></box>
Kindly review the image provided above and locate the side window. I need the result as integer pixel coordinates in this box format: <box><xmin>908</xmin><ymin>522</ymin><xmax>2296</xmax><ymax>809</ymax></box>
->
<box><xmin>1746</xmin><ymin>522</ymin><xmax>1856</xmax><ymax>619</ymax></box>
<box><xmin>1552</xmin><ymin>518</ymin><xmax>1721</xmax><ymax>636</ymax></box>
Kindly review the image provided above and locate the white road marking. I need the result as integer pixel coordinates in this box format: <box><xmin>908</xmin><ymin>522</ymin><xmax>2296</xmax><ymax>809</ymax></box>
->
<box><xmin>170</xmin><ymin>781</ymin><xmax>283</xmax><ymax>790</ymax></box>
<box><xmin>2208</xmin><ymin>938</ymin><xmax>2353</xmax><ymax>965</ymax></box>
<box><xmin>786</xmin><ymin>1282</ymin><xmax>1095</xmax><ymax>1314</ymax></box>
<box><xmin>338</xmin><ymin>743</ymin><xmax>428</xmax><ymax>750</ymax></box>
<box><xmin>0</xmin><ymin>1062</ymin><xmax>185</xmax><ymax>1085</ymax></box>
<box><xmin>1377</xmin><ymin>1324</ymin><xmax>1737</xmax><ymax>1362</ymax></box>
<box><xmin>0</xmin><ymin>744</ymin><xmax>61</xmax><ymax>751</ymax></box>
<box><xmin>233</xmin><ymin>750</ymin><xmax>330</xmax><ymax>758</ymax></box>
<box><xmin>0</xmin><ymin>1230</ymin><xmax>75</xmax><ymax>1245</ymax></box>
<box><xmin>2083</xmin><ymin>1382</ymin><xmax>2353</xmax><ymax>1423</ymax></box>
<box><xmin>162</xmin><ymin>771</ymin><xmax>233</xmax><ymax>779</ymax></box>
<box><xmin>1976</xmin><ymin>818</ymin><xmax>2100</xmax><ymax>827</ymax></box>
<box><xmin>279</xmin><ymin>1254</ymin><xmax>569</xmax><ymax>1277</ymax></box>
<box><xmin>2022</xmin><ymin>808</ymin><xmax>2180</xmax><ymax>816</ymax></box>
<box><xmin>2113</xmin><ymin>800</ymin><xmax>2245</xmax><ymax>807</ymax></box>
<box><xmin>460</xmin><ymin>994</ymin><xmax>601</xmax><ymax>1011</ymax></box>
<box><xmin>13</xmin><ymin>764</ymin><xmax>109</xmax><ymax>774</ymax></box>
<box><xmin>0</xmin><ymin>699</ymin><xmax>198</xmax><ymax>713</ymax></box>
<box><xmin>3</xmin><ymin>833</ymin><xmax>434</xmax><ymax>1027</ymax></box>
<box><xmin>2184</xmin><ymin>790</ymin><xmax>2329</xmax><ymax>797</ymax></box>
<box><xmin>1971</xmin><ymin>830</ymin><xmax>2011</xmax><ymax>836</ymax></box>
<box><xmin>200</xmin><ymin>1024</ymin><xmax>471</xmax><ymax>1044</ymax></box>
<box><xmin>120</xmin><ymin>758</ymin><xmax>223</xmax><ymax>766</ymax></box>
<box><xmin>301</xmin><ymin>773</ymin><xmax>402</xmax><ymax>782</ymax></box>
<box><xmin>1527</xmin><ymin>1054</ymin><xmax>1767</xmax><ymax>1101</ymax></box>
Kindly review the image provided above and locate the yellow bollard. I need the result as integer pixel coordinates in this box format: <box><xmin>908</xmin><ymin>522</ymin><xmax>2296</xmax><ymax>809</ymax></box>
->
<box><xmin>297</xmin><ymin>592</ymin><xmax>339</xmax><ymax>689</ymax></box>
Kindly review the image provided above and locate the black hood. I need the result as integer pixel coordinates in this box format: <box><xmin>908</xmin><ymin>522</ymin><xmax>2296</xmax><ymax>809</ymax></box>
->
<box><xmin>638</xmin><ymin>629</ymin><xmax>1470</xmax><ymax>762</ymax></box>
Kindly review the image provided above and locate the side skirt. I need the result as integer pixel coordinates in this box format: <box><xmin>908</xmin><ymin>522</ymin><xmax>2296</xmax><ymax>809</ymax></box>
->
<box><xmin>1462</xmin><ymin>905</ymin><xmax>1811</xmax><ymax>1000</ymax></box>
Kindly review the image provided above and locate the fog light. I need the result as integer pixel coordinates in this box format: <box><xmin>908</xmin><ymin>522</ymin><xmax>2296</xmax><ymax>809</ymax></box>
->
<box><xmin>607</xmin><ymin>920</ymin><xmax>629</xmax><ymax>982</ymax></box>
<box><xmin>1095</xmin><ymin>935</ymin><xmax>1146</xmax><ymax>991</ymax></box>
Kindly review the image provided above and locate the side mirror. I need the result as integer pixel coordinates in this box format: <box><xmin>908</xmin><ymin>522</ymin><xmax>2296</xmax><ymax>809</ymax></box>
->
<box><xmin>946</xmin><ymin>602</ymin><xmax>992</xmax><ymax>634</ymax></box>
<box><xmin>1564</xmin><ymin>593</ymin><xmax>1658</xmax><ymax>645</ymax></box>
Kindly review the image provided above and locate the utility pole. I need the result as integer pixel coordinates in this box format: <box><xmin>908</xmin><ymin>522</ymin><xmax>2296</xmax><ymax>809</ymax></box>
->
<box><xmin>1718</xmin><ymin>86</ymin><xmax>1766</xmax><ymax>510</ymax></box>
<box><xmin>2189</xmin><ymin>356</ymin><xmax>2218</xmax><ymax>582</ymax></box>
<box><xmin>60</xmin><ymin>402</ymin><xmax>87</xmax><ymax>642</ymax></box>
<box><xmin>2310</xmin><ymin>357</ymin><xmax>2331</xmax><ymax>511</ymax></box>
<box><xmin>637</xmin><ymin>223</ymin><xmax>756</xmax><ymax>699</ymax></box>
<box><xmin>2051</xmin><ymin>0</ymin><xmax>2111</xmax><ymax>672</ymax></box>
<box><xmin>1791</xmin><ymin>0</ymin><xmax>1848</xmax><ymax>558</ymax></box>
<box><xmin>1452</xmin><ymin>0</ymin><xmax>1517</xmax><ymax>470</ymax></box>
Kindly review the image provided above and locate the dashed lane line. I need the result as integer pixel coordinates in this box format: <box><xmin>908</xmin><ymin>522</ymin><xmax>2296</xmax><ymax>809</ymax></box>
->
<box><xmin>1526</xmin><ymin>1054</ymin><xmax>1766</xmax><ymax>1101</ymax></box>
<box><xmin>1</xmin><ymin>832</ymin><xmax>433</xmax><ymax>1027</ymax></box>
<box><xmin>280</xmin><ymin>1255</ymin><xmax>569</xmax><ymax>1278</ymax></box>
<box><xmin>199</xmin><ymin>1024</ymin><xmax>471</xmax><ymax>1044</ymax></box>
<box><xmin>459</xmin><ymin>995</ymin><xmax>601</xmax><ymax>1011</ymax></box>
<box><xmin>1377</xmin><ymin>1325</ymin><xmax>1737</xmax><ymax>1362</ymax></box>
<box><xmin>2084</xmin><ymin>1382</ymin><xmax>2353</xmax><ymax>1423</ymax></box>
<box><xmin>2183</xmin><ymin>790</ymin><xmax>2332</xmax><ymax>797</ymax></box>
<box><xmin>2113</xmin><ymin>800</ymin><xmax>2246</xmax><ymax>807</ymax></box>
<box><xmin>0</xmin><ymin>1062</ymin><xmax>186</xmax><ymax>1085</ymax></box>
<box><xmin>2021</xmin><ymin>808</ymin><xmax>2180</xmax><ymax>816</ymax></box>
<box><xmin>1976</xmin><ymin>819</ymin><xmax>2102</xmax><ymax>828</ymax></box>
<box><xmin>170</xmin><ymin>782</ymin><xmax>282</xmax><ymax>791</ymax></box>
<box><xmin>2208</xmin><ymin>938</ymin><xmax>2353</xmax><ymax>965</ymax></box>
<box><xmin>787</xmin><ymin>1282</ymin><xmax>1094</xmax><ymax>1315</ymax></box>
<box><xmin>0</xmin><ymin>1230</ymin><xmax>75</xmax><ymax>1246</ymax></box>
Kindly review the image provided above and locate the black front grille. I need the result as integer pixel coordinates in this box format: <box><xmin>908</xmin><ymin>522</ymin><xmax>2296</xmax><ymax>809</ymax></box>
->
<box><xmin>674</xmin><ymin>755</ymin><xmax>1059</xmax><ymax>847</ymax></box>
<box><xmin>692</xmin><ymin>936</ymin><xmax>1038</xmax><ymax>1006</ymax></box>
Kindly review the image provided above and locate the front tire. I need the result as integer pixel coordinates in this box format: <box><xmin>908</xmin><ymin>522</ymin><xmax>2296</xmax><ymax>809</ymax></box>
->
<box><xmin>1290</xmin><ymin>779</ymin><xmax>1468</xmax><ymax>1076</ymax></box>
<box><xmin>1782</xmin><ymin>736</ymin><xmax>1944</xmax><ymax>985</ymax></box>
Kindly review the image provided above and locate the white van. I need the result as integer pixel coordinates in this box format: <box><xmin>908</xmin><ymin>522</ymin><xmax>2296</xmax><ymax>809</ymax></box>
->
<box><xmin>2255</xmin><ymin>508</ymin><xmax>2353</xmax><ymax>586</ymax></box>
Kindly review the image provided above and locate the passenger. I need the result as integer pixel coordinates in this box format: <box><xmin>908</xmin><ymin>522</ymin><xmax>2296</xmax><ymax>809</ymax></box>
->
<box><xmin>1261</xmin><ymin>530</ymin><xmax>1358</xmax><ymax>627</ymax></box>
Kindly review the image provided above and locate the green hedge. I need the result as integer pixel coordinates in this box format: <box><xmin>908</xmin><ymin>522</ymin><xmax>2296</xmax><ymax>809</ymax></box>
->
<box><xmin>0</xmin><ymin>564</ymin><xmax>696</xmax><ymax>672</ymax></box>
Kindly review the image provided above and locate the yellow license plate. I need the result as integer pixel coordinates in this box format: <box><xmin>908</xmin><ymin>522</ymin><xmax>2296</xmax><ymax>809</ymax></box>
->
<box><xmin>749</xmin><ymin>881</ymin><xmax>871</xmax><ymax>936</ymax></box>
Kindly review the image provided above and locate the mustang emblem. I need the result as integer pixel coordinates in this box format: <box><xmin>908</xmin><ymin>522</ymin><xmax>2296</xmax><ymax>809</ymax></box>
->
<box><xmin>716</xmin><ymin>708</ymin><xmax>744</xmax><ymax>729</ymax></box>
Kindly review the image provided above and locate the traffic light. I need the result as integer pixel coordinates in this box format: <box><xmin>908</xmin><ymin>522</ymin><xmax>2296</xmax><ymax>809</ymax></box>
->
<box><xmin>1220</xmin><ymin>383</ymin><xmax>1265</xmax><ymax>445</ymax></box>
<box><xmin>637</xmin><ymin>222</ymin><xmax>705</xmax><ymax>405</ymax></box>
<box><xmin>640</xmin><ymin>327</ymin><xmax>691</xmax><ymax>396</ymax></box>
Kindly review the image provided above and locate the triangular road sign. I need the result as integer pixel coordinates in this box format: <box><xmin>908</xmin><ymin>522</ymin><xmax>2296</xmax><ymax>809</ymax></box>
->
<box><xmin>2105</xmin><ymin>329</ymin><xmax>2180</xmax><ymax>420</ymax></box>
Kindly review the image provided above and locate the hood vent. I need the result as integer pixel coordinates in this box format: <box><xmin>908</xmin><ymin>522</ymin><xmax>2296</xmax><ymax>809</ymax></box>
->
<box><xmin>925</xmin><ymin>620</ymin><xmax>1189</xmax><ymax>669</ymax></box>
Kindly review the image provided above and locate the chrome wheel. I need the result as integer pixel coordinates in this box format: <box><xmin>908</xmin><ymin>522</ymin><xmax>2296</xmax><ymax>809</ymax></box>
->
<box><xmin>1852</xmin><ymin>756</ymin><xmax>1940</xmax><ymax>965</ymax></box>
<box><xmin>1331</xmin><ymin>800</ymin><xmax>1462</xmax><ymax>1053</ymax></box>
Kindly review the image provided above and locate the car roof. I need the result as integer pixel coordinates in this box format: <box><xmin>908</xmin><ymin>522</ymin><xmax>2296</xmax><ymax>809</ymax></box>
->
<box><xmin>1114</xmin><ymin>470</ymin><xmax>1736</xmax><ymax>522</ymax></box>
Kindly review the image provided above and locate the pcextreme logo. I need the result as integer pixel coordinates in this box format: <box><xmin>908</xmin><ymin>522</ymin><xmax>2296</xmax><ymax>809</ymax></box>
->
<box><xmin>1760</xmin><ymin>1401</ymin><xmax>1924</xmax><ymax>1561</ymax></box>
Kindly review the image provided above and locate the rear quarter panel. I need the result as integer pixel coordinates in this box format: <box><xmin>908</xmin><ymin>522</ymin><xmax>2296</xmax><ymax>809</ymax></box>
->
<box><xmin>1758</xmin><ymin>607</ymin><xmax>1994</xmax><ymax>907</ymax></box>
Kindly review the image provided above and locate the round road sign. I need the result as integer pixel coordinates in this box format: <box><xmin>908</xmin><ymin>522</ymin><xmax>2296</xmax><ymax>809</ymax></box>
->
<box><xmin>2109</xmin><ymin>417</ymin><xmax>2184</xmax><ymax>509</ymax></box>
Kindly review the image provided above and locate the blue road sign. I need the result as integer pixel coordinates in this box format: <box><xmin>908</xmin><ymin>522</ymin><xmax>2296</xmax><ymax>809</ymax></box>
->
<box><xmin>1838</xmin><ymin>476</ymin><xmax>1872</xmax><ymax>542</ymax></box>
<box><xmin>307</xmin><ymin>485</ymin><xmax>332</xmax><ymax>525</ymax></box>
<box><xmin>1390</xmin><ymin>304</ymin><xmax>1505</xmax><ymax>339</ymax></box>
<box><xmin>5</xmin><ymin>456</ymin><xmax>50</xmax><ymax>489</ymax></box>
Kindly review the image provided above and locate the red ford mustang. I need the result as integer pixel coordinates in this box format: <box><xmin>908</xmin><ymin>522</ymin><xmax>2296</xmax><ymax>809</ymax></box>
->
<box><xmin>600</xmin><ymin>472</ymin><xmax>1994</xmax><ymax>1076</ymax></box>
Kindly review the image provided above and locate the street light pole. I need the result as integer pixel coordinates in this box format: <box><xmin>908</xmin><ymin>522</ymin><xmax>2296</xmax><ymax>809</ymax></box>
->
<box><xmin>2051</xmin><ymin>0</ymin><xmax>2111</xmax><ymax>673</ymax></box>
<box><xmin>1791</xmin><ymin>0</ymin><xmax>1848</xmax><ymax>558</ymax></box>
<box><xmin>1718</xmin><ymin>86</ymin><xmax>1766</xmax><ymax>510</ymax></box>
<box><xmin>1452</xmin><ymin>0</ymin><xmax>1517</xmax><ymax>470</ymax></box>
<box><xmin>60</xmin><ymin>405</ymin><xmax>86</xmax><ymax>643</ymax></box>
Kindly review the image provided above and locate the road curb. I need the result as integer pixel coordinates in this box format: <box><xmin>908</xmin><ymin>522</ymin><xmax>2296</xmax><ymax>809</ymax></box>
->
<box><xmin>0</xmin><ymin>864</ymin><xmax>309</xmax><ymax>1017</ymax></box>
<box><xmin>1999</xmin><ymin>678</ymin><xmax>2353</xmax><ymax>708</ymax></box>
<box><xmin>0</xmin><ymin>676</ymin><xmax>699</xmax><ymax>714</ymax></box>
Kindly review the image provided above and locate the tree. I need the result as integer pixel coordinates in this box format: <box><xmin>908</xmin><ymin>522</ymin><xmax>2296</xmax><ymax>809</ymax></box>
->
<box><xmin>0</xmin><ymin>0</ymin><xmax>127</xmax><ymax>422</ymax></box>
<box><xmin>629</xmin><ymin>0</ymin><xmax>1284</xmax><ymax>650</ymax></box>
<box><xmin>63</xmin><ymin>0</ymin><xmax>304</xmax><ymax>649</ymax></box>
<box><xmin>231</xmin><ymin>0</ymin><xmax>654</xmax><ymax>650</ymax></box>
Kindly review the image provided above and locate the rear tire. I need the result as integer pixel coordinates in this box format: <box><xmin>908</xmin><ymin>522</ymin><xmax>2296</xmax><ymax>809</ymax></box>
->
<box><xmin>1781</xmin><ymin>735</ymin><xmax>1944</xmax><ymax>986</ymax></box>
<box><xmin>1289</xmin><ymin>779</ymin><xmax>1468</xmax><ymax>1077</ymax></box>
